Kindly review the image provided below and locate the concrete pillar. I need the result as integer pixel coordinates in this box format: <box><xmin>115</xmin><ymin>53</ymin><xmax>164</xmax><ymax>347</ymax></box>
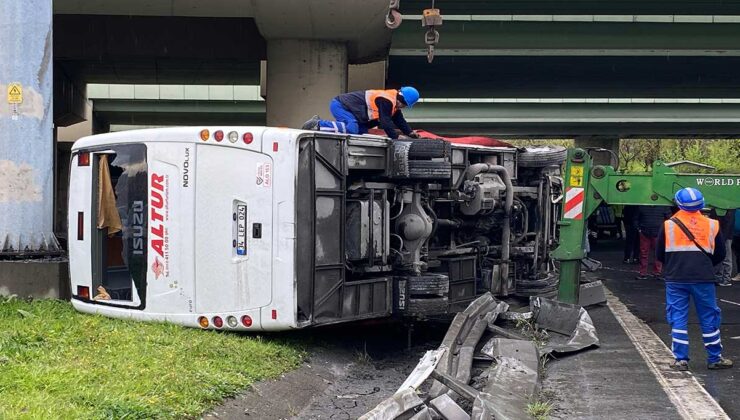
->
<box><xmin>0</xmin><ymin>1</ymin><xmax>58</xmax><ymax>254</ymax></box>
<box><xmin>575</xmin><ymin>136</ymin><xmax>620</xmax><ymax>167</ymax></box>
<box><xmin>265</xmin><ymin>40</ymin><xmax>347</xmax><ymax>128</ymax></box>
<box><xmin>348</xmin><ymin>61</ymin><xmax>387</xmax><ymax>92</ymax></box>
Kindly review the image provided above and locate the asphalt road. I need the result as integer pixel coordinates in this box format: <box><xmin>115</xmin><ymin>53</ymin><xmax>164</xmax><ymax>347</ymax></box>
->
<box><xmin>590</xmin><ymin>240</ymin><xmax>740</xmax><ymax>419</ymax></box>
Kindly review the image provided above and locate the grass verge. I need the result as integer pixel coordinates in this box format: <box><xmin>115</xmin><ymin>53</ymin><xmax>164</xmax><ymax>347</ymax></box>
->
<box><xmin>526</xmin><ymin>400</ymin><xmax>553</xmax><ymax>420</ymax></box>
<box><xmin>0</xmin><ymin>297</ymin><xmax>303</xmax><ymax>419</ymax></box>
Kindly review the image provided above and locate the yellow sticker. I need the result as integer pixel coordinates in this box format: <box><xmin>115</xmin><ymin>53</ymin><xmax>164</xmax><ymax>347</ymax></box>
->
<box><xmin>569</xmin><ymin>165</ymin><xmax>584</xmax><ymax>186</ymax></box>
<box><xmin>7</xmin><ymin>83</ymin><xmax>22</xmax><ymax>104</ymax></box>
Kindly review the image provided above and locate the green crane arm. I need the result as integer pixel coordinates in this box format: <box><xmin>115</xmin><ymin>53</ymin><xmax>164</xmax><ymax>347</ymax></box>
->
<box><xmin>554</xmin><ymin>148</ymin><xmax>740</xmax><ymax>303</ymax></box>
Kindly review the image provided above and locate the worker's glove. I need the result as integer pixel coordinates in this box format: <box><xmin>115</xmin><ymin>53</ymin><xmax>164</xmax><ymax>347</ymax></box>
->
<box><xmin>408</xmin><ymin>131</ymin><xmax>421</xmax><ymax>139</ymax></box>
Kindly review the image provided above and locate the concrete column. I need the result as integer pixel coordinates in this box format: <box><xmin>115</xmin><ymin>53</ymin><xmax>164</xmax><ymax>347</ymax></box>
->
<box><xmin>0</xmin><ymin>1</ymin><xmax>58</xmax><ymax>254</ymax></box>
<box><xmin>348</xmin><ymin>61</ymin><xmax>387</xmax><ymax>92</ymax></box>
<box><xmin>265</xmin><ymin>40</ymin><xmax>347</xmax><ymax>128</ymax></box>
<box><xmin>574</xmin><ymin>136</ymin><xmax>620</xmax><ymax>167</ymax></box>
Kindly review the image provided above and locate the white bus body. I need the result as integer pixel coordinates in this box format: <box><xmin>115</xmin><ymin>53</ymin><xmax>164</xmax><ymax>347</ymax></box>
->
<box><xmin>69</xmin><ymin>127</ymin><xmax>563</xmax><ymax>331</ymax></box>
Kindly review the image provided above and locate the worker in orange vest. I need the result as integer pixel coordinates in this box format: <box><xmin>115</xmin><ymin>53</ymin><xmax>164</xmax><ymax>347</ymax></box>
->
<box><xmin>656</xmin><ymin>187</ymin><xmax>732</xmax><ymax>371</ymax></box>
<box><xmin>301</xmin><ymin>87</ymin><xmax>420</xmax><ymax>139</ymax></box>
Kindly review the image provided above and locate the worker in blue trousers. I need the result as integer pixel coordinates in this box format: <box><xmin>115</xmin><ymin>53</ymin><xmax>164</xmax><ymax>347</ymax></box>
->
<box><xmin>656</xmin><ymin>187</ymin><xmax>733</xmax><ymax>371</ymax></box>
<box><xmin>301</xmin><ymin>87</ymin><xmax>420</xmax><ymax>139</ymax></box>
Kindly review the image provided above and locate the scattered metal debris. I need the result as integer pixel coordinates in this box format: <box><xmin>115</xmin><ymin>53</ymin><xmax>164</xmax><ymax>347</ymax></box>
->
<box><xmin>360</xmin><ymin>293</ymin><xmax>600</xmax><ymax>419</ymax></box>
<box><xmin>531</xmin><ymin>297</ymin><xmax>600</xmax><ymax>355</ymax></box>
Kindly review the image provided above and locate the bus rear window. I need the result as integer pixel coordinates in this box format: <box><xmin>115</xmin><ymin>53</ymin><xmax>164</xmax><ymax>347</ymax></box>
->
<box><xmin>91</xmin><ymin>145</ymin><xmax>148</xmax><ymax>307</ymax></box>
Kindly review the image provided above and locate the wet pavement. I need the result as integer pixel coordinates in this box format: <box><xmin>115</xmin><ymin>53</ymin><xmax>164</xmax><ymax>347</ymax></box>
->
<box><xmin>542</xmin><ymin>304</ymin><xmax>681</xmax><ymax>419</ymax></box>
<box><xmin>590</xmin><ymin>239</ymin><xmax>740</xmax><ymax>419</ymax></box>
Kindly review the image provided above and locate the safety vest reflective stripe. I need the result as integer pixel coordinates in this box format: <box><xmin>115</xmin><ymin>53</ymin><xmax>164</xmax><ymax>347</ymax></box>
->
<box><xmin>365</xmin><ymin>89</ymin><xmax>398</xmax><ymax>121</ymax></box>
<box><xmin>664</xmin><ymin>212</ymin><xmax>717</xmax><ymax>253</ymax></box>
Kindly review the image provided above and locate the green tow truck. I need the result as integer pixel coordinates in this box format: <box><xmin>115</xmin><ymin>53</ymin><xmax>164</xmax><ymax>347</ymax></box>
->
<box><xmin>555</xmin><ymin>148</ymin><xmax>740</xmax><ymax>303</ymax></box>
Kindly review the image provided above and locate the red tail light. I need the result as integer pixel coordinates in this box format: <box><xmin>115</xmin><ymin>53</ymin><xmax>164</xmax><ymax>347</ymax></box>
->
<box><xmin>77</xmin><ymin>212</ymin><xmax>84</xmax><ymax>240</ymax></box>
<box><xmin>212</xmin><ymin>316</ymin><xmax>224</xmax><ymax>328</ymax></box>
<box><xmin>77</xmin><ymin>286</ymin><xmax>90</xmax><ymax>299</ymax></box>
<box><xmin>243</xmin><ymin>133</ymin><xmax>253</xmax><ymax>144</ymax></box>
<box><xmin>241</xmin><ymin>315</ymin><xmax>253</xmax><ymax>327</ymax></box>
<box><xmin>78</xmin><ymin>152</ymin><xmax>90</xmax><ymax>166</ymax></box>
<box><xmin>214</xmin><ymin>130</ymin><xmax>224</xmax><ymax>142</ymax></box>
<box><xmin>271</xmin><ymin>309</ymin><xmax>277</xmax><ymax>320</ymax></box>
<box><xmin>272</xmin><ymin>142</ymin><xmax>279</xmax><ymax>152</ymax></box>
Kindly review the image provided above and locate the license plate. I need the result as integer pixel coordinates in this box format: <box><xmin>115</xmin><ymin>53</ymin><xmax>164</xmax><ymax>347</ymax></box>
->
<box><xmin>236</xmin><ymin>204</ymin><xmax>247</xmax><ymax>255</ymax></box>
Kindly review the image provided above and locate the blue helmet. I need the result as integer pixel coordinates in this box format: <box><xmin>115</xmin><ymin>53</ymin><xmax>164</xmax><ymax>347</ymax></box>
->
<box><xmin>674</xmin><ymin>187</ymin><xmax>704</xmax><ymax>212</ymax></box>
<box><xmin>399</xmin><ymin>86</ymin><xmax>420</xmax><ymax>108</ymax></box>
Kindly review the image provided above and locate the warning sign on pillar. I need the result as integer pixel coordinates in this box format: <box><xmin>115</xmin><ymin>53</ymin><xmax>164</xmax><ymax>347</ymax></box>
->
<box><xmin>563</xmin><ymin>187</ymin><xmax>585</xmax><ymax>220</ymax></box>
<box><xmin>7</xmin><ymin>83</ymin><xmax>22</xmax><ymax>121</ymax></box>
<box><xmin>7</xmin><ymin>83</ymin><xmax>23</xmax><ymax>104</ymax></box>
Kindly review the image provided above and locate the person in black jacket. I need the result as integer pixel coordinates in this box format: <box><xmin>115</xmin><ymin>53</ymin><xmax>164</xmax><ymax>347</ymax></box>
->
<box><xmin>710</xmin><ymin>208</ymin><xmax>736</xmax><ymax>286</ymax></box>
<box><xmin>656</xmin><ymin>187</ymin><xmax>732</xmax><ymax>370</ymax></box>
<box><xmin>623</xmin><ymin>205</ymin><xmax>640</xmax><ymax>264</ymax></box>
<box><xmin>634</xmin><ymin>205</ymin><xmax>673</xmax><ymax>279</ymax></box>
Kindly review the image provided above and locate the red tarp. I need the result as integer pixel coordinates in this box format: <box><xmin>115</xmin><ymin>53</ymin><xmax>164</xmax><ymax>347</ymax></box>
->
<box><xmin>368</xmin><ymin>129</ymin><xmax>513</xmax><ymax>148</ymax></box>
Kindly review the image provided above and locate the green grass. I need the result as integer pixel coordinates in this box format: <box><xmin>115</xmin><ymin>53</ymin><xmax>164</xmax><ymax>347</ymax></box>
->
<box><xmin>526</xmin><ymin>400</ymin><xmax>553</xmax><ymax>420</ymax></box>
<box><xmin>0</xmin><ymin>297</ymin><xmax>303</xmax><ymax>419</ymax></box>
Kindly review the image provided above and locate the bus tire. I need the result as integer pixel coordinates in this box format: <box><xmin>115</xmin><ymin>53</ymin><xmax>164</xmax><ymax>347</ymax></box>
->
<box><xmin>407</xmin><ymin>160</ymin><xmax>452</xmax><ymax>179</ymax></box>
<box><xmin>407</xmin><ymin>139</ymin><xmax>450</xmax><ymax>159</ymax></box>
<box><xmin>406</xmin><ymin>297</ymin><xmax>449</xmax><ymax>317</ymax></box>
<box><xmin>407</xmin><ymin>273</ymin><xmax>449</xmax><ymax>296</ymax></box>
<box><xmin>518</xmin><ymin>146</ymin><xmax>567</xmax><ymax>168</ymax></box>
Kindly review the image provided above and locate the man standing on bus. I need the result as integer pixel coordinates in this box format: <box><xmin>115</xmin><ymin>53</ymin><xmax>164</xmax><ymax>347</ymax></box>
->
<box><xmin>656</xmin><ymin>187</ymin><xmax>732</xmax><ymax>371</ymax></box>
<box><xmin>301</xmin><ymin>87</ymin><xmax>420</xmax><ymax>139</ymax></box>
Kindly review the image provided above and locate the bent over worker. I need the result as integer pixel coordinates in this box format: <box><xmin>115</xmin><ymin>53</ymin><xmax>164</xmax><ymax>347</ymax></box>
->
<box><xmin>301</xmin><ymin>87</ymin><xmax>420</xmax><ymax>139</ymax></box>
<box><xmin>656</xmin><ymin>187</ymin><xmax>732</xmax><ymax>371</ymax></box>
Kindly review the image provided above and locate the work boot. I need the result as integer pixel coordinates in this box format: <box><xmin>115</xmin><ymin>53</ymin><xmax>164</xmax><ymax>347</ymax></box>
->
<box><xmin>301</xmin><ymin>115</ymin><xmax>320</xmax><ymax>130</ymax></box>
<box><xmin>636</xmin><ymin>274</ymin><xmax>649</xmax><ymax>280</ymax></box>
<box><xmin>708</xmin><ymin>357</ymin><xmax>734</xmax><ymax>370</ymax></box>
<box><xmin>732</xmin><ymin>274</ymin><xmax>740</xmax><ymax>282</ymax></box>
<box><xmin>719</xmin><ymin>281</ymin><xmax>732</xmax><ymax>287</ymax></box>
<box><xmin>670</xmin><ymin>360</ymin><xmax>689</xmax><ymax>371</ymax></box>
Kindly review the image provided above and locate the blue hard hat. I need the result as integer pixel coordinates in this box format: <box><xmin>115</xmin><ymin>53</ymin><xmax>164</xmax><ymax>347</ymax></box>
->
<box><xmin>675</xmin><ymin>187</ymin><xmax>704</xmax><ymax>212</ymax></box>
<box><xmin>399</xmin><ymin>86</ymin><xmax>420</xmax><ymax>108</ymax></box>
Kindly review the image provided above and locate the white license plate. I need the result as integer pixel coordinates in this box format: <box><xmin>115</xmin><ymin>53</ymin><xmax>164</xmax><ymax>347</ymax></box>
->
<box><xmin>236</xmin><ymin>204</ymin><xmax>247</xmax><ymax>255</ymax></box>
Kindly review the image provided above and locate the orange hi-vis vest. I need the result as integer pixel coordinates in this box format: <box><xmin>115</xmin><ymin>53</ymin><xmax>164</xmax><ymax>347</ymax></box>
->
<box><xmin>365</xmin><ymin>89</ymin><xmax>399</xmax><ymax>121</ymax></box>
<box><xmin>664</xmin><ymin>210</ymin><xmax>719</xmax><ymax>253</ymax></box>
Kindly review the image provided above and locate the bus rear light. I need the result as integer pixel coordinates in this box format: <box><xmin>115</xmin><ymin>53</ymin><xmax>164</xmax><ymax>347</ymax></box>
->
<box><xmin>214</xmin><ymin>130</ymin><xmax>224</xmax><ymax>142</ymax></box>
<box><xmin>198</xmin><ymin>316</ymin><xmax>209</xmax><ymax>328</ymax></box>
<box><xmin>77</xmin><ymin>212</ymin><xmax>84</xmax><ymax>240</ymax></box>
<box><xmin>228</xmin><ymin>131</ymin><xmax>238</xmax><ymax>143</ymax></box>
<box><xmin>272</xmin><ymin>309</ymin><xmax>277</xmax><ymax>320</ymax></box>
<box><xmin>243</xmin><ymin>132</ymin><xmax>253</xmax><ymax>144</ymax></box>
<box><xmin>77</xmin><ymin>286</ymin><xmax>90</xmax><ymax>299</ymax></box>
<box><xmin>241</xmin><ymin>315</ymin><xmax>253</xmax><ymax>327</ymax></box>
<box><xmin>212</xmin><ymin>316</ymin><xmax>224</xmax><ymax>328</ymax></box>
<box><xmin>272</xmin><ymin>142</ymin><xmax>279</xmax><ymax>152</ymax></box>
<box><xmin>199</xmin><ymin>129</ymin><xmax>210</xmax><ymax>141</ymax></box>
<box><xmin>78</xmin><ymin>152</ymin><xmax>90</xmax><ymax>166</ymax></box>
<box><xmin>226</xmin><ymin>316</ymin><xmax>238</xmax><ymax>328</ymax></box>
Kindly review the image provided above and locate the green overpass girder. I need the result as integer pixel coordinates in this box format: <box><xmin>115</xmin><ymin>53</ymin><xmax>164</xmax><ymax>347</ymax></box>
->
<box><xmin>391</xmin><ymin>20</ymin><xmax>740</xmax><ymax>55</ymax></box>
<box><xmin>399</xmin><ymin>1</ymin><xmax>740</xmax><ymax>16</ymax></box>
<box><xmin>92</xmin><ymin>97</ymin><xmax>740</xmax><ymax>137</ymax></box>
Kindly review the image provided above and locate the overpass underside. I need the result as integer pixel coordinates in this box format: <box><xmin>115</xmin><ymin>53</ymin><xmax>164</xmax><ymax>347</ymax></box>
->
<box><xmin>52</xmin><ymin>1</ymin><xmax>740</xmax><ymax>138</ymax></box>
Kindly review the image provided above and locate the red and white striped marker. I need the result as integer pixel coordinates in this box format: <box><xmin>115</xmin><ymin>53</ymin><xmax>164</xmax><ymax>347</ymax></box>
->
<box><xmin>563</xmin><ymin>187</ymin><xmax>585</xmax><ymax>220</ymax></box>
